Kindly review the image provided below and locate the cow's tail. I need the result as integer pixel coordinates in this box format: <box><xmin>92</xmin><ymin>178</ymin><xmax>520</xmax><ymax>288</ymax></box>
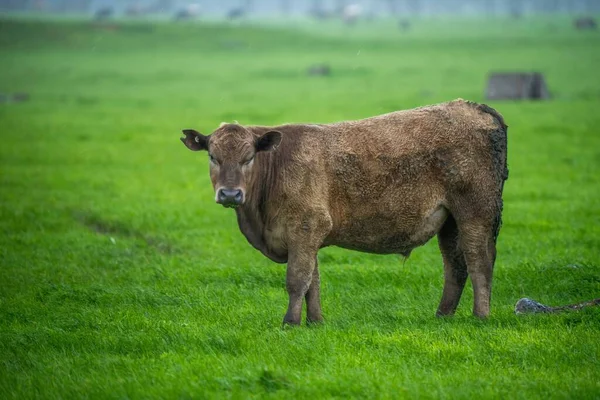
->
<box><xmin>472</xmin><ymin>102</ymin><xmax>508</xmax><ymax>244</ymax></box>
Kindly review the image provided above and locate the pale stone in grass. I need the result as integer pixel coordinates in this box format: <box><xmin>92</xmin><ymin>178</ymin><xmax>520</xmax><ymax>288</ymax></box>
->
<box><xmin>514</xmin><ymin>298</ymin><xmax>551</xmax><ymax>314</ymax></box>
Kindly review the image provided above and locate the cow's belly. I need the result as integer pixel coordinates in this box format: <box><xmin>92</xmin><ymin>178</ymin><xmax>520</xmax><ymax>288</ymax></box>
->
<box><xmin>327</xmin><ymin>204</ymin><xmax>449</xmax><ymax>255</ymax></box>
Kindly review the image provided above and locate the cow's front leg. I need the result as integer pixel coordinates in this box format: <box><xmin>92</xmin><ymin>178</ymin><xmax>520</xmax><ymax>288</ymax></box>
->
<box><xmin>282</xmin><ymin>211</ymin><xmax>332</xmax><ymax>327</ymax></box>
<box><xmin>283</xmin><ymin>249</ymin><xmax>317</xmax><ymax>326</ymax></box>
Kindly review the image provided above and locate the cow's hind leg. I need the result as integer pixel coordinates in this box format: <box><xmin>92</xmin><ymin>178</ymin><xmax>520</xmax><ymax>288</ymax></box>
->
<box><xmin>436</xmin><ymin>215</ymin><xmax>468</xmax><ymax>316</ymax></box>
<box><xmin>305</xmin><ymin>258</ymin><xmax>323</xmax><ymax>324</ymax></box>
<box><xmin>458</xmin><ymin>220</ymin><xmax>496</xmax><ymax>318</ymax></box>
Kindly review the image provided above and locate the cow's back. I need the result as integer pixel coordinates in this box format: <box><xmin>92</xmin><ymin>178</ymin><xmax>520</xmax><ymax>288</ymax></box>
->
<box><xmin>318</xmin><ymin>99</ymin><xmax>505</xmax><ymax>254</ymax></box>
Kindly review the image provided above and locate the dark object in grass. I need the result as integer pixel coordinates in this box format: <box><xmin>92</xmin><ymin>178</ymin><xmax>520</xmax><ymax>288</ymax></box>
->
<box><xmin>574</xmin><ymin>17</ymin><xmax>597</xmax><ymax>31</ymax></box>
<box><xmin>180</xmin><ymin>99</ymin><xmax>508</xmax><ymax>326</ymax></box>
<box><xmin>94</xmin><ymin>7</ymin><xmax>114</xmax><ymax>21</ymax></box>
<box><xmin>12</xmin><ymin>93</ymin><xmax>29</xmax><ymax>103</ymax></box>
<box><xmin>515</xmin><ymin>298</ymin><xmax>600</xmax><ymax>315</ymax></box>
<box><xmin>0</xmin><ymin>93</ymin><xmax>30</xmax><ymax>104</ymax></box>
<box><xmin>485</xmin><ymin>72</ymin><xmax>550</xmax><ymax>100</ymax></box>
<box><xmin>398</xmin><ymin>19</ymin><xmax>411</xmax><ymax>32</ymax></box>
<box><xmin>307</xmin><ymin>64</ymin><xmax>331</xmax><ymax>76</ymax></box>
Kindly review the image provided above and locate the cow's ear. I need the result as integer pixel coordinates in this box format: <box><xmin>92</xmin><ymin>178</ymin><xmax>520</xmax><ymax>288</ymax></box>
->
<box><xmin>256</xmin><ymin>130</ymin><xmax>282</xmax><ymax>152</ymax></box>
<box><xmin>181</xmin><ymin>129</ymin><xmax>209</xmax><ymax>151</ymax></box>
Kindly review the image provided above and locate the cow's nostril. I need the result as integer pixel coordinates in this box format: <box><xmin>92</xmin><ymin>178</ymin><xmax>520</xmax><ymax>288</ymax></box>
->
<box><xmin>217</xmin><ymin>189</ymin><xmax>226</xmax><ymax>202</ymax></box>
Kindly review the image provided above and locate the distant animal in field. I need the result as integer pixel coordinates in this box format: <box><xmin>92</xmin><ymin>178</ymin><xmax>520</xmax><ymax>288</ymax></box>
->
<box><xmin>174</xmin><ymin>4</ymin><xmax>201</xmax><ymax>21</ymax></box>
<box><xmin>574</xmin><ymin>17</ymin><xmax>597</xmax><ymax>30</ymax></box>
<box><xmin>227</xmin><ymin>7</ymin><xmax>246</xmax><ymax>20</ymax></box>
<box><xmin>342</xmin><ymin>4</ymin><xmax>362</xmax><ymax>25</ymax></box>
<box><xmin>180</xmin><ymin>99</ymin><xmax>508</xmax><ymax>325</ymax></box>
<box><xmin>94</xmin><ymin>7</ymin><xmax>114</xmax><ymax>21</ymax></box>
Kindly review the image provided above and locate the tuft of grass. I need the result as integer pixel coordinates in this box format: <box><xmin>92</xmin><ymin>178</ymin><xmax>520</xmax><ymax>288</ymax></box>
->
<box><xmin>1</xmin><ymin>16</ymin><xmax>599</xmax><ymax>399</ymax></box>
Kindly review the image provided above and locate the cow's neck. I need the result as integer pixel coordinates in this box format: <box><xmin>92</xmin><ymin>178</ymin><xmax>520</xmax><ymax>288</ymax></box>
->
<box><xmin>235</xmin><ymin>200</ymin><xmax>265</xmax><ymax>252</ymax></box>
<box><xmin>235</xmin><ymin>153</ymin><xmax>286</xmax><ymax>263</ymax></box>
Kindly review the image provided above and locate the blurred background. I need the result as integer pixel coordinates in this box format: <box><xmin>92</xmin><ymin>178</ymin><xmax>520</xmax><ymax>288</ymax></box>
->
<box><xmin>1</xmin><ymin>0</ymin><xmax>600</xmax><ymax>19</ymax></box>
<box><xmin>1</xmin><ymin>1</ymin><xmax>599</xmax><ymax>398</ymax></box>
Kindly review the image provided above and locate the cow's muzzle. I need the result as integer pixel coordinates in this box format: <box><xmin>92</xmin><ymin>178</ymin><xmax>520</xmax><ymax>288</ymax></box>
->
<box><xmin>217</xmin><ymin>188</ymin><xmax>244</xmax><ymax>208</ymax></box>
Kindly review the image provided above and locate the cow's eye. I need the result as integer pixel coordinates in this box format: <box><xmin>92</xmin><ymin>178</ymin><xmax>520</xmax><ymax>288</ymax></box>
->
<box><xmin>209</xmin><ymin>154</ymin><xmax>218</xmax><ymax>164</ymax></box>
<box><xmin>243</xmin><ymin>157</ymin><xmax>254</xmax><ymax>166</ymax></box>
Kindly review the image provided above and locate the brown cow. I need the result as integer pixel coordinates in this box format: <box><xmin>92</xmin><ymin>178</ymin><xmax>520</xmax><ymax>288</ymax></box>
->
<box><xmin>181</xmin><ymin>99</ymin><xmax>508</xmax><ymax>325</ymax></box>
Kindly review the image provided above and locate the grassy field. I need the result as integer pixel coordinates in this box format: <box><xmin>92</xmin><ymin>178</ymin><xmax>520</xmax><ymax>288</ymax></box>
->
<box><xmin>1</xmin><ymin>15</ymin><xmax>599</xmax><ymax>399</ymax></box>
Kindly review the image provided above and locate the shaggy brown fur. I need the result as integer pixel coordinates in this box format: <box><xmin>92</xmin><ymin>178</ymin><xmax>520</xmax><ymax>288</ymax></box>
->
<box><xmin>181</xmin><ymin>99</ymin><xmax>508</xmax><ymax>325</ymax></box>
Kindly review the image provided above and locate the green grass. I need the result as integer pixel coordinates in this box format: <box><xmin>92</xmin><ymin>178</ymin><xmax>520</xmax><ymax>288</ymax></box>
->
<box><xmin>1</xmin><ymin>16</ymin><xmax>599</xmax><ymax>399</ymax></box>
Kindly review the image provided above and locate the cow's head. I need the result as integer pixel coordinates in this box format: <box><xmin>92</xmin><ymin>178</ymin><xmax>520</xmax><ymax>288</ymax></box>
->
<box><xmin>181</xmin><ymin>123</ymin><xmax>281</xmax><ymax>208</ymax></box>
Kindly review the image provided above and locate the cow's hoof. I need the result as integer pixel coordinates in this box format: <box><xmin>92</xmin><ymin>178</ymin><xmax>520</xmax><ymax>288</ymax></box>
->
<box><xmin>306</xmin><ymin>317</ymin><xmax>324</xmax><ymax>326</ymax></box>
<box><xmin>281</xmin><ymin>321</ymin><xmax>300</xmax><ymax>330</ymax></box>
<box><xmin>472</xmin><ymin>311</ymin><xmax>490</xmax><ymax>319</ymax></box>
<box><xmin>281</xmin><ymin>316</ymin><xmax>301</xmax><ymax>329</ymax></box>
<box><xmin>435</xmin><ymin>309</ymin><xmax>456</xmax><ymax>317</ymax></box>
